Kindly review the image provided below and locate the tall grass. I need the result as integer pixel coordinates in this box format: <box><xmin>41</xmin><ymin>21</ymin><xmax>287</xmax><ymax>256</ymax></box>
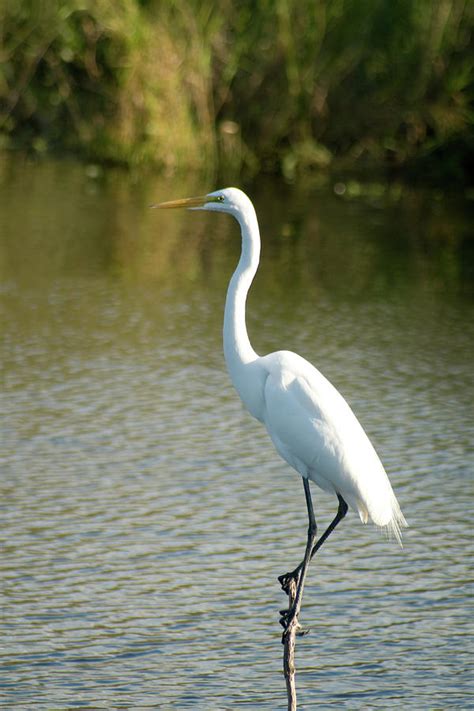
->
<box><xmin>0</xmin><ymin>0</ymin><xmax>216</xmax><ymax>171</ymax></box>
<box><xmin>0</xmin><ymin>0</ymin><xmax>472</xmax><ymax>182</ymax></box>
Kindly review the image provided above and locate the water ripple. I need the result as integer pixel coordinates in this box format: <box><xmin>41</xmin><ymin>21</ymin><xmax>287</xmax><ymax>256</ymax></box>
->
<box><xmin>1</xmin><ymin>166</ymin><xmax>473</xmax><ymax>708</ymax></box>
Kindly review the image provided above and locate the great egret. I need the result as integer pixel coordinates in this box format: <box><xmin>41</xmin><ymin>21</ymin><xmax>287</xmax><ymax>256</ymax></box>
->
<box><xmin>154</xmin><ymin>187</ymin><xmax>407</xmax><ymax>630</ymax></box>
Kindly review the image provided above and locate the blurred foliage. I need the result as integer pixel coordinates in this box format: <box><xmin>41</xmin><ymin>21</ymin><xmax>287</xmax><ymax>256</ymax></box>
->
<box><xmin>0</xmin><ymin>0</ymin><xmax>472</xmax><ymax>182</ymax></box>
<box><xmin>0</xmin><ymin>0</ymin><xmax>216</xmax><ymax>171</ymax></box>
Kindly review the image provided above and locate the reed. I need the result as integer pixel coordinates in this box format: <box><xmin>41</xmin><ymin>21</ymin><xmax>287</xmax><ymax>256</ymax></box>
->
<box><xmin>0</xmin><ymin>0</ymin><xmax>471</xmax><ymax>182</ymax></box>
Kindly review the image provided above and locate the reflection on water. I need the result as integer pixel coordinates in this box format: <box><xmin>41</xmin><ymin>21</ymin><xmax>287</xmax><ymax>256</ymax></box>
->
<box><xmin>1</xmin><ymin>155</ymin><xmax>473</xmax><ymax>708</ymax></box>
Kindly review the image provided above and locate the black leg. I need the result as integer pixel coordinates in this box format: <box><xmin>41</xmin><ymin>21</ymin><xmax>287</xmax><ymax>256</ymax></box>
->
<box><xmin>278</xmin><ymin>478</ymin><xmax>318</xmax><ymax>627</ymax></box>
<box><xmin>278</xmin><ymin>488</ymin><xmax>348</xmax><ymax>621</ymax></box>
<box><xmin>310</xmin><ymin>494</ymin><xmax>348</xmax><ymax>560</ymax></box>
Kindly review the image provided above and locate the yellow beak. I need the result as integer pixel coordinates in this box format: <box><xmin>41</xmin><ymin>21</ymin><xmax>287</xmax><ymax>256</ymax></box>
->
<box><xmin>150</xmin><ymin>195</ymin><xmax>209</xmax><ymax>210</ymax></box>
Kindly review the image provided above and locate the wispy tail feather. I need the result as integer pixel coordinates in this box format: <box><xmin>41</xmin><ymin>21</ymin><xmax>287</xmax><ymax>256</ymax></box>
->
<box><xmin>384</xmin><ymin>495</ymin><xmax>408</xmax><ymax>547</ymax></box>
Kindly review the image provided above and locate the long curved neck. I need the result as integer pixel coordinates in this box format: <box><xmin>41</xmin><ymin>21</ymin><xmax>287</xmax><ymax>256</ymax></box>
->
<box><xmin>223</xmin><ymin>207</ymin><xmax>260</xmax><ymax>381</ymax></box>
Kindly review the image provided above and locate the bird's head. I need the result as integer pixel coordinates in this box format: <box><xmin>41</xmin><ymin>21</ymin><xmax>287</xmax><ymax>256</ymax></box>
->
<box><xmin>152</xmin><ymin>187</ymin><xmax>251</xmax><ymax>218</ymax></box>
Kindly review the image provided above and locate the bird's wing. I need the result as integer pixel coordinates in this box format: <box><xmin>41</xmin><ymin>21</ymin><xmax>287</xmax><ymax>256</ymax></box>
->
<box><xmin>260</xmin><ymin>351</ymin><xmax>353</xmax><ymax>494</ymax></box>
<box><xmin>260</xmin><ymin>350</ymin><xmax>405</xmax><ymax>535</ymax></box>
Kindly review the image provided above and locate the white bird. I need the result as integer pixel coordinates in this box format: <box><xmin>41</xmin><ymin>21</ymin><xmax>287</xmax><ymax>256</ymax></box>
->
<box><xmin>154</xmin><ymin>187</ymin><xmax>407</xmax><ymax>630</ymax></box>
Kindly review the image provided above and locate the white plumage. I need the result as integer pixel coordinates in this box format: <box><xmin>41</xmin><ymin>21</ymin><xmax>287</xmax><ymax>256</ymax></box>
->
<box><xmin>259</xmin><ymin>350</ymin><xmax>406</xmax><ymax>540</ymax></box>
<box><xmin>156</xmin><ymin>187</ymin><xmax>407</xmax><ymax>548</ymax></box>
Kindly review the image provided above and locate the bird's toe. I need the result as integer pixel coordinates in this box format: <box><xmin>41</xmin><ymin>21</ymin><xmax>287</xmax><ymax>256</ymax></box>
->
<box><xmin>278</xmin><ymin>567</ymin><xmax>301</xmax><ymax>595</ymax></box>
<box><xmin>278</xmin><ymin>606</ymin><xmax>292</xmax><ymax>627</ymax></box>
<box><xmin>280</xmin><ymin>616</ymin><xmax>310</xmax><ymax>643</ymax></box>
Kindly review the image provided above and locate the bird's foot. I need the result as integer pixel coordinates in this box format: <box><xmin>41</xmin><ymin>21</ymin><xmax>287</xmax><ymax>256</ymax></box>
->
<box><xmin>279</xmin><ymin>606</ymin><xmax>291</xmax><ymax>627</ymax></box>
<box><xmin>278</xmin><ymin>606</ymin><xmax>294</xmax><ymax>629</ymax></box>
<box><xmin>278</xmin><ymin>565</ymin><xmax>302</xmax><ymax>596</ymax></box>
<box><xmin>279</xmin><ymin>606</ymin><xmax>310</xmax><ymax>642</ymax></box>
<box><xmin>278</xmin><ymin>564</ymin><xmax>310</xmax><ymax>641</ymax></box>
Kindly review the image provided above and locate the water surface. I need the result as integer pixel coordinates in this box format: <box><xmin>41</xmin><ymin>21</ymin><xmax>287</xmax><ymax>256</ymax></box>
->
<box><xmin>1</xmin><ymin>156</ymin><xmax>473</xmax><ymax>708</ymax></box>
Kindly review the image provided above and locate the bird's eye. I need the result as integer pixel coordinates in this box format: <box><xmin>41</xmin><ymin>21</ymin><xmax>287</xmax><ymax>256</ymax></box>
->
<box><xmin>216</xmin><ymin>195</ymin><xmax>225</xmax><ymax>203</ymax></box>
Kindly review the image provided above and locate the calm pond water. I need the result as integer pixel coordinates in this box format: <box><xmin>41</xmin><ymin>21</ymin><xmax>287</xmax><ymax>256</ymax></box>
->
<box><xmin>1</xmin><ymin>155</ymin><xmax>473</xmax><ymax>709</ymax></box>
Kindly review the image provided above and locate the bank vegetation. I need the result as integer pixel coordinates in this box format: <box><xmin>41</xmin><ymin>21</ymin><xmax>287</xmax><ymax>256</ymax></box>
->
<box><xmin>0</xmin><ymin>0</ymin><xmax>472</xmax><ymax>183</ymax></box>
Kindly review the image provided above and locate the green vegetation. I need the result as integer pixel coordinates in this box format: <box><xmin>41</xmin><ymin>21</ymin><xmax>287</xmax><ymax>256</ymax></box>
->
<box><xmin>1</xmin><ymin>0</ymin><xmax>472</xmax><ymax>182</ymax></box>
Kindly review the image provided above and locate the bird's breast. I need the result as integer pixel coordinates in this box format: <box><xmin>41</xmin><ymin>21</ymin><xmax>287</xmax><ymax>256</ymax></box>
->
<box><xmin>229</xmin><ymin>359</ymin><xmax>268</xmax><ymax>423</ymax></box>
